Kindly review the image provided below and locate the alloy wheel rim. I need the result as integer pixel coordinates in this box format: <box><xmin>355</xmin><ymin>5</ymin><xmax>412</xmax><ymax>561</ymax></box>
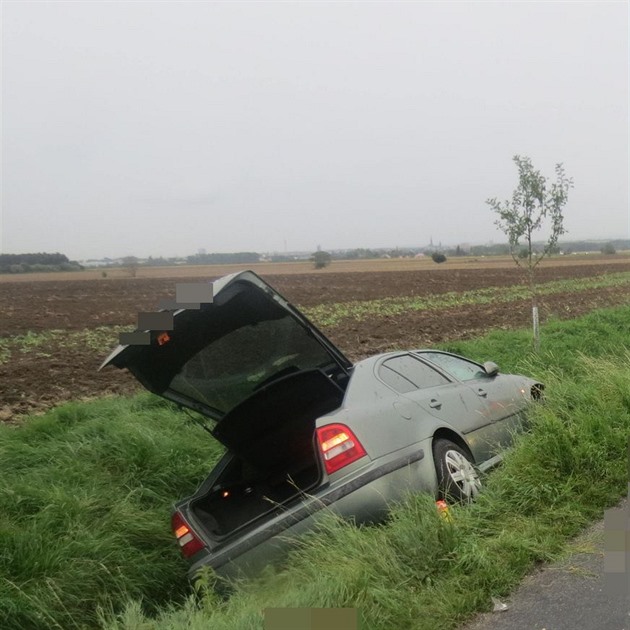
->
<box><xmin>444</xmin><ymin>450</ymin><xmax>481</xmax><ymax>499</ymax></box>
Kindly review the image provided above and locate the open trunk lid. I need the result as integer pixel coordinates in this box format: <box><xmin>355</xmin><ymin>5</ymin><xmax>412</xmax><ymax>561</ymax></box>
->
<box><xmin>100</xmin><ymin>270</ymin><xmax>352</xmax><ymax>425</ymax></box>
<box><xmin>188</xmin><ymin>368</ymin><xmax>346</xmax><ymax>539</ymax></box>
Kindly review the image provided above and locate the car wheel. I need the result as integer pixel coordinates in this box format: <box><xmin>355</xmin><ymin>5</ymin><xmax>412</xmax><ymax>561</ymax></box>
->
<box><xmin>432</xmin><ymin>438</ymin><xmax>481</xmax><ymax>503</ymax></box>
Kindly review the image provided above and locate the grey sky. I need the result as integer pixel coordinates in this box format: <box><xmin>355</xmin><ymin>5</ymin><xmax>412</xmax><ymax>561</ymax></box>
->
<box><xmin>1</xmin><ymin>1</ymin><xmax>628</xmax><ymax>260</ymax></box>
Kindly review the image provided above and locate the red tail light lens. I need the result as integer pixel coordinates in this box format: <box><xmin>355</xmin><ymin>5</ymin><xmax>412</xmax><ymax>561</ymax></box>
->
<box><xmin>171</xmin><ymin>511</ymin><xmax>205</xmax><ymax>558</ymax></box>
<box><xmin>316</xmin><ymin>423</ymin><xmax>367</xmax><ymax>475</ymax></box>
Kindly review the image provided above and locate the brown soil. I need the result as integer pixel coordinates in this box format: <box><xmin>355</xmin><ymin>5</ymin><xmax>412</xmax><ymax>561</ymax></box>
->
<box><xmin>331</xmin><ymin>286</ymin><xmax>630</xmax><ymax>361</ymax></box>
<box><xmin>1</xmin><ymin>260</ymin><xmax>629</xmax><ymax>422</ymax></box>
<box><xmin>2</xmin><ymin>262</ymin><xmax>629</xmax><ymax>337</ymax></box>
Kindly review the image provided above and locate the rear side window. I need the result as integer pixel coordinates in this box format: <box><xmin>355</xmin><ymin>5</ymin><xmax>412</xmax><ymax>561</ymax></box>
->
<box><xmin>420</xmin><ymin>352</ymin><xmax>486</xmax><ymax>382</ymax></box>
<box><xmin>379</xmin><ymin>354</ymin><xmax>450</xmax><ymax>393</ymax></box>
<box><xmin>379</xmin><ymin>365</ymin><xmax>417</xmax><ymax>393</ymax></box>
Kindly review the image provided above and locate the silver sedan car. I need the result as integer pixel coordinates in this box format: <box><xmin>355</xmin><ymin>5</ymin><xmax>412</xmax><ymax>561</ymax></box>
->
<box><xmin>101</xmin><ymin>270</ymin><xmax>543</xmax><ymax>581</ymax></box>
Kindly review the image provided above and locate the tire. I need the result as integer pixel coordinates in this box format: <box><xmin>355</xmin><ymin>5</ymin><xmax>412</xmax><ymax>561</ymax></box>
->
<box><xmin>432</xmin><ymin>438</ymin><xmax>481</xmax><ymax>503</ymax></box>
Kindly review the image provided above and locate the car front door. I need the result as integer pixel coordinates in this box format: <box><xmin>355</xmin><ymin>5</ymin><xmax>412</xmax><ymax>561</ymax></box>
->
<box><xmin>414</xmin><ymin>352</ymin><xmax>526</xmax><ymax>459</ymax></box>
<box><xmin>377</xmin><ymin>354</ymin><xmax>493</xmax><ymax>461</ymax></box>
<box><xmin>416</xmin><ymin>352</ymin><xmax>521</xmax><ymax>423</ymax></box>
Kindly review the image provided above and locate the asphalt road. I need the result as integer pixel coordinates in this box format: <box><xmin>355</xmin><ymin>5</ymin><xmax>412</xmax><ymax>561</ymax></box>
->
<box><xmin>461</xmin><ymin>499</ymin><xmax>630</xmax><ymax>630</ymax></box>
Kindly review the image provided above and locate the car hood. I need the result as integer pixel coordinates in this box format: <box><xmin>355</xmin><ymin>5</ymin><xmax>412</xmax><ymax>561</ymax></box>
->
<box><xmin>100</xmin><ymin>270</ymin><xmax>352</xmax><ymax>421</ymax></box>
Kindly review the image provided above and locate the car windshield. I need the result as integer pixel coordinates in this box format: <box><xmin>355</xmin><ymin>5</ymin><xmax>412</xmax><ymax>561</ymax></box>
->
<box><xmin>169</xmin><ymin>312</ymin><xmax>336</xmax><ymax>415</ymax></box>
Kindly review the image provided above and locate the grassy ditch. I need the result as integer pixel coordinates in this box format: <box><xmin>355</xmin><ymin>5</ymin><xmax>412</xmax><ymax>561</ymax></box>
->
<box><xmin>1</xmin><ymin>306</ymin><xmax>630</xmax><ymax>629</ymax></box>
<box><xmin>0</xmin><ymin>395</ymin><xmax>223</xmax><ymax>630</ymax></box>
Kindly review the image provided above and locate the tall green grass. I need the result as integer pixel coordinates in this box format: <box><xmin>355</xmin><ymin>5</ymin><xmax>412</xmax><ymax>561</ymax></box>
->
<box><xmin>100</xmin><ymin>352</ymin><xmax>630</xmax><ymax>630</ymax></box>
<box><xmin>0</xmin><ymin>394</ymin><xmax>222</xmax><ymax>629</ymax></box>
<box><xmin>441</xmin><ymin>306</ymin><xmax>630</xmax><ymax>377</ymax></box>
<box><xmin>2</xmin><ymin>306</ymin><xmax>630</xmax><ymax>629</ymax></box>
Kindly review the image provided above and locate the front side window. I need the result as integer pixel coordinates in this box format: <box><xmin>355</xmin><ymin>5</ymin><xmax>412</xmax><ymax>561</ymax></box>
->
<box><xmin>419</xmin><ymin>352</ymin><xmax>486</xmax><ymax>382</ymax></box>
<box><xmin>379</xmin><ymin>354</ymin><xmax>450</xmax><ymax>393</ymax></box>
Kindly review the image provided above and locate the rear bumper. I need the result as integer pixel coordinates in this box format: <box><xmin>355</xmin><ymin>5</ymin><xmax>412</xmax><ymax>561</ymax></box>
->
<box><xmin>183</xmin><ymin>442</ymin><xmax>436</xmax><ymax>581</ymax></box>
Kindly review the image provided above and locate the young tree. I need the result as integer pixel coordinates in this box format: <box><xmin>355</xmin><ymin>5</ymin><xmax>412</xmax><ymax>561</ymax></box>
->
<box><xmin>486</xmin><ymin>155</ymin><xmax>573</xmax><ymax>350</ymax></box>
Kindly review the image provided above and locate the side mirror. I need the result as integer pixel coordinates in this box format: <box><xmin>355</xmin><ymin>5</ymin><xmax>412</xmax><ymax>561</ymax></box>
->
<box><xmin>483</xmin><ymin>361</ymin><xmax>499</xmax><ymax>377</ymax></box>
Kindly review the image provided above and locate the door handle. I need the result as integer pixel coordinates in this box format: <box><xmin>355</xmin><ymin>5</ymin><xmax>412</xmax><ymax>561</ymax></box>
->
<box><xmin>429</xmin><ymin>399</ymin><xmax>442</xmax><ymax>409</ymax></box>
<box><xmin>477</xmin><ymin>388</ymin><xmax>488</xmax><ymax>397</ymax></box>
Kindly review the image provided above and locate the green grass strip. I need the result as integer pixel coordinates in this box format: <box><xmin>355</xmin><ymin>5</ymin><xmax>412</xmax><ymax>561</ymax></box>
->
<box><xmin>304</xmin><ymin>271</ymin><xmax>630</xmax><ymax>326</ymax></box>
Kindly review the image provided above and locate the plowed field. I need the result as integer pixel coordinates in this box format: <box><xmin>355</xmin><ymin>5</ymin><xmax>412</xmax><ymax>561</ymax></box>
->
<box><xmin>1</xmin><ymin>257</ymin><xmax>629</xmax><ymax>422</ymax></box>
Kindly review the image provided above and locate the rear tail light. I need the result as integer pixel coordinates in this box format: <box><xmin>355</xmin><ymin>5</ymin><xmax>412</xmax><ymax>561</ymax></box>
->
<box><xmin>171</xmin><ymin>511</ymin><xmax>205</xmax><ymax>558</ymax></box>
<box><xmin>316</xmin><ymin>423</ymin><xmax>367</xmax><ymax>475</ymax></box>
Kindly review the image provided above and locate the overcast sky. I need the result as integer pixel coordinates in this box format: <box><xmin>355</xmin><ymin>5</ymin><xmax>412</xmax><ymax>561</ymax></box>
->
<box><xmin>1</xmin><ymin>1</ymin><xmax>628</xmax><ymax>260</ymax></box>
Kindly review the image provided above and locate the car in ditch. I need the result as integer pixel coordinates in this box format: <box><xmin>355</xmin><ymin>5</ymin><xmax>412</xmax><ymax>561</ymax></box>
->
<box><xmin>100</xmin><ymin>270</ymin><xmax>543</xmax><ymax>582</ymax></box>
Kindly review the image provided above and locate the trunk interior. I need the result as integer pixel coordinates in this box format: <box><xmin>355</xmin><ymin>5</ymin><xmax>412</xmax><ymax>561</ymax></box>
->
<box><xmin>190</xmin><ymin>368</ymin><xmax>348</xmax><ymax>538</ymax></box>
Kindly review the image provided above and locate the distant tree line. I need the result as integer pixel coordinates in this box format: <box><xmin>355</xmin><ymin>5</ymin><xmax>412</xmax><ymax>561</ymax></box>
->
<box><xmin>144</xmin><ymin>256</ymin><xmax>179</xmax><ymax>266</ymax></box>
<box><xmin>566</xmin><ymin>240</ymin><xmax>628</xmax><ymax>254</ymax></box>
<box><xmin>186</xmin><ymin>252</ymin><xmax>261</xmax><ymax>265</ymax></box>
<box><xmin>0</xmin><ymin>252</ymin><xmax>82</xmax><ymax>274</ymax></box>
<box><xmin>322</xmin><ymin>241</ymin><xmax>629</xmax><ymax>262</ymax></box>
<box><xmin>443</xmin><ymin>240</ymin><xmax>629</xmax><ymax>258</ymax></box>
<box><xmin>340</xmin><ymin>248</ymin><xmax>383</xmax><ymax>260</ymax></box>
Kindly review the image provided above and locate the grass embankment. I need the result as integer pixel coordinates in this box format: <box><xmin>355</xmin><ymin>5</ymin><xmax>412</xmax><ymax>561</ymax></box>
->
<box><xmin>0</xmin><ymin>396</ymin><xmax>223</xmax><ymax>629</ymax></box>
<box><xmin>1</xmin><ymin>307</ymin><xmax>630</xmax><ymax>629</ymax></box>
